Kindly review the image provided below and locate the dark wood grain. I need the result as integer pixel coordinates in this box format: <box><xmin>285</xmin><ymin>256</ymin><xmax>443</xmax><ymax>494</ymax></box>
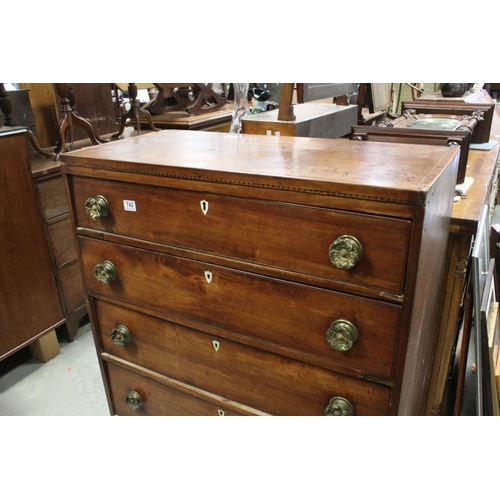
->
<box><xmin>0</xmin><ymin>130</ymin><xmax>64</xmax><ymax>360</ymax></box>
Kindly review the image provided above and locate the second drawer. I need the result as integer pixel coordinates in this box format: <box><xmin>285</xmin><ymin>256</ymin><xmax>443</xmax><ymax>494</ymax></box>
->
<box><xmin>81</xmin><ymin>237</ymin><xmax>401</xmax><ymax>378</ymax></box>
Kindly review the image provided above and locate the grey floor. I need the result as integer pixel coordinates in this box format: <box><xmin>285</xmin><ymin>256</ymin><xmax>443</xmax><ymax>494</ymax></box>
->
<box><xmin>0</xmin><ymin>321</ymin><xmax>109</xmax><ymax>416</ymax></box>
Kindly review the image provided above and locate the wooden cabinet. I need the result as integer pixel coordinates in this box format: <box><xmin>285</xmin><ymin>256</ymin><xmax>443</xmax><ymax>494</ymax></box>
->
<box><xmin>0</xmin><ymin>129</ymin><xmax>64</xmax><ymax>361</ymax></box>
<box><xmin>61</xmin><ymin>130</ymin><xmax>459</xmax><ymax>416</ymax></box>
<box><xmin>407</xmin><ymin>89</ymin><xmax>496</xmax><ymax>144</ymax></box>
<box><xmin>30</xmin><ymin>154</ymin><xmax>87</xmax><ymax>340</ymax></box>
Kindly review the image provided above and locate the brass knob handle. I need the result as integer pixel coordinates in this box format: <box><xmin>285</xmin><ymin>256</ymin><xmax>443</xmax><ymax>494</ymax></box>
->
<box><xmin>328</xmin><ymin>235</ymin><xmax>363</xmax><ymax>269</ymax></box>
<box><xmin>125</xmin><ymin>390</ymin><xmax>143</xmax><ymax>411</ymax></box>
<box><xmin>94</xmin><ymin>260</ymin><xmax>117</xmax><ymax>284</ymax></box>
<box><xmin>325</xmin><ymin>397</ymin><xmax>354</xmax><ymax>416</ymax></box>
<box><xmin>110</xmin><ymin>324</ymin><xmax>132</xmax><ymax>347</ymax></box>
<box><xmin>326</xmin><ymin>319</ymin><xmax>358</xmax><ymax>352</ymax></box>
<box><xmin>85</xmin><ymin>195</ymin><xmax>109</xmax><ymax>220</ymax></box>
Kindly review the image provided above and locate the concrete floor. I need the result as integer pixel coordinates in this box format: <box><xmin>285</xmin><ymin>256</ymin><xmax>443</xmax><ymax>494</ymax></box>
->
<box><xmin>0</xmin><ymin>321</ymin><xmax>109</xmax><ymax>416</ymax></box>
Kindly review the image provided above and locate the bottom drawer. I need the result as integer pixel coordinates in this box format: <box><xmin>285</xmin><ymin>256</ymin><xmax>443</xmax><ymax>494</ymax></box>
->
<box><xmin>105</xmin><ymin>362</ymin><xmax>264</xmax><ymax>416</ymax></box>
<box><xmin>96</xmin><ymin>300</ymin><xmax>390</xmax><ymax>416</ymax></box>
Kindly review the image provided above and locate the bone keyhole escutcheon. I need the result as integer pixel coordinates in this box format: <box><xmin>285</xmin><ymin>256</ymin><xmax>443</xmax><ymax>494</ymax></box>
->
<box><xmin>200</xmin><ymin>199</ymin><xmax>209</xmax><ymax>215</ymax></box>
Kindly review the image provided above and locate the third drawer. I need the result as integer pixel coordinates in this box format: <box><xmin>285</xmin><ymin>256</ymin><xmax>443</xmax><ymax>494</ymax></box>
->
<box><xmin>97</xmin><ymin>299</ymin><xmax>391</xmax><ymax>416</ymax></box>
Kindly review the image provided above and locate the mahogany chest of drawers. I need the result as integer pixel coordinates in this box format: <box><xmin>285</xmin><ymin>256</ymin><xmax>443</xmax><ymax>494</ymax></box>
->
<box><xmin>61</xmin><ymin>130</ymin><xmax>459</xmax><ymax>416</ymax></box>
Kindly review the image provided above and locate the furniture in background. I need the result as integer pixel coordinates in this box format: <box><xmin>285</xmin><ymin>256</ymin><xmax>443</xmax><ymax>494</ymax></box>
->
<box><xmin>2</xmin><ymin>84</ymin><xmax>89</xmax><ymax>341</ymax></box>
<box><xmin>351</xmin><ymin>109</ymin><xmax>482</xmax><ymax>184</ymax></box>
<box><xmin>53</xmin><ymin>83</ymin><xmax>109</xmax><ymax>160</ymax></box>
<box><xmin>19</xmin><ymin>83</ymin><xmax>117</xmax><ymax>149</ymax></box>
<box><xmin>61</xmin><ymin>130</ymin><xmax>458</xmax><ymax>416</ymax></box>
<box><xmin>138</xmin><ymin>83</ymin><xmax>233</xmax><ymax>133</ymax></box>
<box><xmin>407</xmin><ymin>89</ymin><xmax>496</xmax><ymax>144</ymax></box>
<box><xmin>356</xmin><ymin>83</ymin><xmax>392</xmax><ymax>125</ymax></box>
<box><xmin>145</xmin><ymin>83</ymin><xmax>227</xmax><ymax>115</ymax></box>
<box><xmin>112</xmin><ymin>83</ymin><xmax>160</xmax><ymax>138</ymax></box>
<box><xmin>241</xmin><ymin>83</ymin><xmax>358</xmax><ymax>138</ymax></box>
<box><xmin>0</xmin><ymin>84</ymin><xmax>53</xmax><ymax>158</ymax></box>
<box><xmin>0</xmin><ymin>128</ymin><xmax>64</xmax><ymax>362</ymax></box>
<box><xmin>426</xmin><ymin>126</ymin><xmax>500</xmax><ymax>415</ymax></box>
<box><xmin>30</xmin><ymin>151</ymin><xmax>88</xmax><ymax>341</ymax></box>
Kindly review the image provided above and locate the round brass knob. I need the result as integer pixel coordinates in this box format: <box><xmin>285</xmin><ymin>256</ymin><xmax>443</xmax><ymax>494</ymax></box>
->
<box><xmin>110</xmin><ymin>324</ymin><xmax>132</xmax><ymax>347</ymax></box>
<box><xmin>85</xmin><ymin>195</ymin><xmax>109</xmax><ymax>220</ymax></box>
<box><xmin>125</xmin><ymin>390</ymin><xmax>143</xmax><ymax>411</ymax></box>
<box><xmin>94</xmin><ymin>260</ymin><xmax>117</xmax><ymax>284</ymax></box>
<box><xmin>328</xmin><ymin>235</ymin><xmax>363</xmax><ymax>270</ymax></box>
<box><xmin>325</xmin><ymin>397</ymin><xmax>354</xmax><ymax>416</ymax></box>
<box><xmin>326</xmin><ymin>319</ymin><xmax>358</xmax><ymax>352</ymax></box>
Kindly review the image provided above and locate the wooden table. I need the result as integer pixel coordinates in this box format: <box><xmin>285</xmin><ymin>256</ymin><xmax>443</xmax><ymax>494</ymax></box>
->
<box><xmin>139</xmin><ymin>104</ymin><xmax>234</xmax><ymax>132</ymax></box>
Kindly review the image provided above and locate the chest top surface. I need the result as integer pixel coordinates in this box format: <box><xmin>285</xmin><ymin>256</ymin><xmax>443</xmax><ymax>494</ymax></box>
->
<box><xmin>60</xmin><ymin>129</ymin><xmax>459</xmax><ymax>206</ymax></box>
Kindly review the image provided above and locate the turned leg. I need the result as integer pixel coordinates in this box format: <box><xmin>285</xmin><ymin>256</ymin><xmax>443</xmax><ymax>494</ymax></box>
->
<box><xmin>112</xmin><ymin>83</ymin><xmax>160</xmax><ymax>138</ymax></box>
<box><xmin>54</xmin><ymin>83</ymin><xmax>108</xmax><ymax>159</ymax></box>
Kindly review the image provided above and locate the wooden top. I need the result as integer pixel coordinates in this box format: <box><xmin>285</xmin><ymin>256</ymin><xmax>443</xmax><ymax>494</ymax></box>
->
<box><xmin>140</xmin><ymin>104</ymin><xmax>234</xmax><ymax>129</ymax></box>
<box><xmin>61</xmin><ymin>129</ymin><xmax>458</xmax><ymax>207</ymax></box>
<box><xmin>450</xmin><ymin>143</ymin><xmax>500</xmax><ymax>233</ymax></box>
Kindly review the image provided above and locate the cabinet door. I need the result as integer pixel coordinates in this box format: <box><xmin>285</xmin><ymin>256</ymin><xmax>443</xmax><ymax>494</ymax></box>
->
<box><xmin>0</xmin><ymin>131</ymin><xmax>63</xmax><ymax>360</ymax></box>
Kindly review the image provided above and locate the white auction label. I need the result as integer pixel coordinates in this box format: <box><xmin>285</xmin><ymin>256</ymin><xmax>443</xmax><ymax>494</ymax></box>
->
<box><xmin>123</xmin><ymin>200</ymin><xmax>136</xmax><ymax>211</ymax></box>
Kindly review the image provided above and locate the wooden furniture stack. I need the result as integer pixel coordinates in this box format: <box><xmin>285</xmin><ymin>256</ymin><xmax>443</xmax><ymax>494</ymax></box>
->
<box><xmin>61</xmin><ymin>130</ymin><xmax>459</xmax><ymax>416</ymax></box>
<box><xmin>408</xmin><ymin>89</ymin><xmax>496</xmax><ymax>145</ymax></box>
<box><xmin>30</xmin><ymin>152</ymin><xmax>88</xmax><ymax>340</ymax></box>
<box><xmin>0</xmin><ymin>129</ymin><xmax>64</xmax><ymax>362</ymax></box>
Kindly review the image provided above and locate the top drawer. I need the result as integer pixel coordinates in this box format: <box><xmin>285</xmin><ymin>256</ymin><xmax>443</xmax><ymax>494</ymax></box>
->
<box><xmin>70</xmin><ymin>176</ymin><xmax>411</xmax><ymax>294</ymax></box>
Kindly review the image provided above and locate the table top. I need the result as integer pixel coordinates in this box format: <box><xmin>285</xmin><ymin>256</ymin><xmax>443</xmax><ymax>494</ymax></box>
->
<box><xmin>450</xmin><ymin>107</ymin><xmax>500</xmax><ymax>233</ymax></box>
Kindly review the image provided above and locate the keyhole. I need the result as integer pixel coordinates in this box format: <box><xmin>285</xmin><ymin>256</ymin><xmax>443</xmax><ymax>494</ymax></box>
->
<box><xmin>200</xmin><ymin>200</ymin><xmax>209</xmax><ymax>215</ymax></box>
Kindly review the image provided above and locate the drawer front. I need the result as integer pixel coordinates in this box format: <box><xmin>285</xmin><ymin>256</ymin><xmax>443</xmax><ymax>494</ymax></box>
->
<box><xmin>48</xmin><ymin>217</ymin><xmax>77</xmax><ymax>269</ymax></box>
<box><xmin>71</xmin><ymin>177</ymin><xmax>410</xmax><ymax>294</ymax></box>
<box><xmin>81</xmin><ymin>237</ymin><xmax>400</xmax><ymax>378</ymax></box>
<box><xmin>97</xmin><ymin>300</ymin><xmax>391</xmax><ymax>415</ymax></box>
<box><xmin>106</xmin><ymin>362</ymin><xmax>259</xmax><ymax>416</ymax></box>
<box><xmin>37</xmin><ymin>174</ymin><xmax>69</xmax><ymax>220</ymax></box>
